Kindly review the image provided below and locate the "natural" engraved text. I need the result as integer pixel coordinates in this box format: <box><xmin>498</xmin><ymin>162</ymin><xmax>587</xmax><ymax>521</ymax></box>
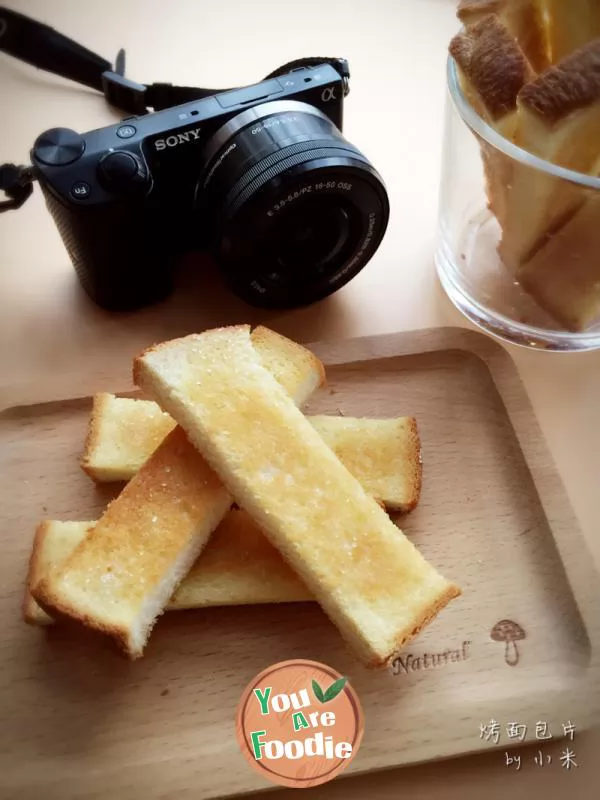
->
<box><xmin>391</xmin><ymin>640</ymin><xmax>471</xmax><ymax>675</ymax></box>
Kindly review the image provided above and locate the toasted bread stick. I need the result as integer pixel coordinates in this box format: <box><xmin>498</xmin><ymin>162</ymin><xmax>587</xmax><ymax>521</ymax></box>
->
<box><xmin>309</xmin><ymin>415</ymin><xmax>422</xmax><ymax>512</ymax></box>
<box><xmin>499</xmin><ymin>39</ymin><xmax>600</xmax><ymax>270</ymax></box>
<box><xmin>544</xmin><ymin>0</ymin><xmax>600</xmax><ymax>64</ymax></box>
<box><xmin>25</xmin><ymin>513</ymin><xmax>311</xmax><ymax>626</ymax></box>
<box><xmin>450</xmin><ymin>14</ymin><xmax>533</xmax><ymax>128</ymax></box>
<box><xmin>33</xmin><ymin>327</ymin><xmax>324</xmax><ymax>658</ymax></box>
<box><xmin>518</xmin><ymin>192</ymin><xmax>600</xmax><ymax>330</ymax></box>
<box><xmin>81</xmin><ymin>394</ymin><xmax>422</xmax><ymax>512</ymax></box>
<box><xmin>134</xmin><ymin>327</ymin><xmax>460</xmax><ymax>668</ymax></box>
<box><xmin>457</xmin><ymin>0</ymin><xmax>549</xmax><ymax>73</ymax></box>
<box><xmin>24</xmin><ymin>521</ymin><xmax>93</xmax><ymax>626</ymax></box>
<box><xmin>81</xmin><ymin>394</ymin><xmax>176</xmax><ymax>481</ymax></box>
<box><xmin>450</xmin><ymin>15</ymin><xmax>534</xmax><ymax>225</ymax></box>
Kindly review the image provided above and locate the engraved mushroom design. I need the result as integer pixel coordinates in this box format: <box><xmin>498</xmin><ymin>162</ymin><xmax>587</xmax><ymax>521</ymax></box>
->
<box><xmin>490</xmin><ymin>620</ymin><xmax>525</xmax><ymax>666</ymax></box>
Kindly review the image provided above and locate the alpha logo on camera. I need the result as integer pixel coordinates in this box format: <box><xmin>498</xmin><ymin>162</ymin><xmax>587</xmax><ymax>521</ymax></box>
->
<box><xmin>154</xmin><ymin>127</ymin><xmax>202</xmax><ymax>151</ymax></box>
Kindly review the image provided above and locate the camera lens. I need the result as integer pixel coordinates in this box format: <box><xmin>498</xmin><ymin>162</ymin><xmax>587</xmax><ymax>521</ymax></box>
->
<box><xmin>198</xmin><ymin>101</ymin><xmax>389</xmax><ymax>308</ymax></box>
<box><xmin>267</xmin><ymin>200</ymin><xmax>353</xmax><ymax>284</ymax></box>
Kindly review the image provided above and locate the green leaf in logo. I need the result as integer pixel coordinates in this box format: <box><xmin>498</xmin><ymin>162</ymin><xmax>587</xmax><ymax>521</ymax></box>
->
<box><xmin>323</xmin><ymin>677</ymin><xmax>348</xmax><ymax>703</ymax></box>
<box><xmin>312</xmin><ymin>679</ymin><xmax>325</xmax><ymax>703</ymax></box>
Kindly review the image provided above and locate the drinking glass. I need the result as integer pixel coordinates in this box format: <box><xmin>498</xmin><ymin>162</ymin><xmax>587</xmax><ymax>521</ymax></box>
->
<box><xmin>436</xmin><ymin>55</ymin><xmax>600</xmax><ymax>351</ymax></box>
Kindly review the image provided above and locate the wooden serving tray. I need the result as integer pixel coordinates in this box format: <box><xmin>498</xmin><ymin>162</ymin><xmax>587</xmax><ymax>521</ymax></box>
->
<box><xmin>1</xmin><ymin>328</ymin><xmax>598</xmax><ymax>799</ymax></box>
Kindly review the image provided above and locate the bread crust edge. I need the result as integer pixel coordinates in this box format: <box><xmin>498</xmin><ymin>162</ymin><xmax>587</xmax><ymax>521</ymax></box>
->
<box><xmin>519</xmin><ymin>39</ymin><xmax>600</xmax><ymax>126</ymax></box>
<box><xmin>396</xmin><ymin>417</ymin><xmax>422</xmax><ymax>513</ymax></box>
<box><xmin>449</xmin><ymin>14</ymin><xmax>533</xmax><ymax>121</ymax></box>
<box><xmin>80</xmin><ymin>392</ymin><xmax>112</xmax><ymax>482</ymax></box>
<box><xmin>32</xmin><ymin>575</ymin><xmax>139</xmax><ymax>658</ymax></box>
<box><xmin>23</xmin><ymin>522</ymin><xmax>54</xmax><ymax>626</ymax></box>
<box><xmin>367</xmin><ymin>582</ymin><xmax>463</xmax><ymax>669</ymax></box>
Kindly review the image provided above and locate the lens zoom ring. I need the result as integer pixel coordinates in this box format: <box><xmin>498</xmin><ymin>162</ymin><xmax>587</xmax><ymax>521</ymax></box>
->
<box><xmin>225</xmin><ymin>144</ymin><xmax>372</xmax><ymax>219</ymax></box>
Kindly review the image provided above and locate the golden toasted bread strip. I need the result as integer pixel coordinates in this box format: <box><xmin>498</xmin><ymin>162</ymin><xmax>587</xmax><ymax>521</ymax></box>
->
<box><xmin>81</xmin><ymin>394</ymin><xmax>176</xmax><ymax>481</ymax></box>
<box><xmin>457</xmin><ymin>0</ymin><xmax>549</xmax><ymax>73</ymax></box>
<box><xmin>134</xmin><ymin>327</ymin><xmax>460</xmax><ymax>668</ymax></box>
<box><xmin>544</xmin><ymin>0</ymin><xmax>600</xmax><ymax>63</ymax></box>
<box><xmin>169</xmin><ymin>509</ymin><xmax>311</xmax><ymax>608</ymax></box>
<box><xmin>33</xmin><ymin>327</ymin><xmax>324</xmax><ymax>658</ymax></box>
<box><xmin>309</xmin><ymin>415</ymin><xmax>422</xmax><ymax>512</ymax></box>
<box><xmin>450</xmin><ymin>15</ymin><xmax>534</xmax><ymax>225</ymax></box>
<box><xmin>499</xmin><ymin>39</ymin><xmax>600</xmax><ymax>270</ymax></box>
<box><xmin>25</xmin><ymin>512</ymin><xmax>311</xmax><ymax>625</ymax></box>
<box><xmin>81</xmin><ymin>394</ymin><xmax>422</xmax><ymax>511</ymax></box>
<box><xmin>518</xmin><ymin>192</ymin><xmax>600</xmax><ymax>330</ymax></box>
<box><xmin>24</xmin><ymin>521</ymin><xmax>93</xmax><ymax>626</ymax></box>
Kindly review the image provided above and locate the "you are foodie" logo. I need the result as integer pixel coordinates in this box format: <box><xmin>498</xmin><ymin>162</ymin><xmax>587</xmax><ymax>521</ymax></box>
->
<box><xmin>236</xmin><ymin>659</ymin><xmax>364</xmax><ymax>788</ymax></box>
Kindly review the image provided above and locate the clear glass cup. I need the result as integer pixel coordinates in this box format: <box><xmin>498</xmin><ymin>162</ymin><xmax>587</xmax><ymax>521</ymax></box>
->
<box><xmin>436</xmin><ymin>55</ymin><xmax>600</xmax><ymax>351</ymax></box>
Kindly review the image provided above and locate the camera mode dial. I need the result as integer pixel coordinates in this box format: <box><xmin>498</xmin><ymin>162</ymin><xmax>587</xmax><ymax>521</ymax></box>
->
<box><xmin>34</xmin><ymin>128</ymin><xmax>85</xmax><ymax>166</ymax></box>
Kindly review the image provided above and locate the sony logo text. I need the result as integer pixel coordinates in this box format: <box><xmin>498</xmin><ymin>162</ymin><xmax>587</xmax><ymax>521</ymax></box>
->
<box><xmin>154</xmin><ymin>128</ymin><xmax>202</xmax><ymax>151</ymax></box>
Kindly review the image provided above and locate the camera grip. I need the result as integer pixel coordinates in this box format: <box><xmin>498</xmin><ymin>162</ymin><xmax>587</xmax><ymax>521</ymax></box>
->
<box><xmin>40</xmin><ymin>184</ymin><xmax>173</xmax><ymax>311</ymax></box>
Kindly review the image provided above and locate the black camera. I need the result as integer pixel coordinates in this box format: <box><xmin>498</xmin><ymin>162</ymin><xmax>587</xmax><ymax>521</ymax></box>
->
<box><xmin>31</xmin><ymin>63</ymin><xmax>389</xmax><ymax>311</ymax></box>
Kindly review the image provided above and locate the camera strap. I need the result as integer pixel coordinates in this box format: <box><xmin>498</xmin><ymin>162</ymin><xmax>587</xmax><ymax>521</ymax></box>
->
<box><xmin>0</xmin><ymin>6</ymin><xmax>349</xmax><ymax>212</ymax></box>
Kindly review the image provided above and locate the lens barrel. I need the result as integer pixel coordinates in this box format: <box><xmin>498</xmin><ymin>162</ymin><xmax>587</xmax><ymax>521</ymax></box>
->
<box><xmin>199</xmin><ymin>101</ymin><xmax>389</xmax><ymax>308</ymax></box>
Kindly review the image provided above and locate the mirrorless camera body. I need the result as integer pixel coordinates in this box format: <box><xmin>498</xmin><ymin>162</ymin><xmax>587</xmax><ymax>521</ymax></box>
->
<box><xmin>32</xmin><ymin>62</ymin><xmax>389</xmax><ymax>311</ymax></box>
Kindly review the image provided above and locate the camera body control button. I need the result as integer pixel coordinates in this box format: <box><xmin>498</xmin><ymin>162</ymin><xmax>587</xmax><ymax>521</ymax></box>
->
<box><xmin>117</xmin><ymin>125</ymin><xmax>137</xmax><ymax>139</ymax></box>
<box><xmin>34</xmin><ymin>128</ymin><xmax>85</xmax><ymax>166</ymax></box>
<box><xmin>97</xmin><ymin>151</ymin><xmax>148</xmax><ymax>194</ymax></box>
<box><xmin>70</xmin><ymin>181</ymin><xmax>92</xmax><ymax>199</ymax></box>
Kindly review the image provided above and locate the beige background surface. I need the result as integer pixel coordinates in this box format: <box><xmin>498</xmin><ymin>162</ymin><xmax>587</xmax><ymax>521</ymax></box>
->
<box><xmin>0</xmin><ymin>0</ymin><xmax>598</xmax><ymax>797</ymax></box>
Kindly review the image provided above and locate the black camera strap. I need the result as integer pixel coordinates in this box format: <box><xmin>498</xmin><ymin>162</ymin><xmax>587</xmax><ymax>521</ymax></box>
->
<box><xmin>0</xmin><ymin>6</ymin><xmax>349</xmax><ymax>212</ymax></box>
